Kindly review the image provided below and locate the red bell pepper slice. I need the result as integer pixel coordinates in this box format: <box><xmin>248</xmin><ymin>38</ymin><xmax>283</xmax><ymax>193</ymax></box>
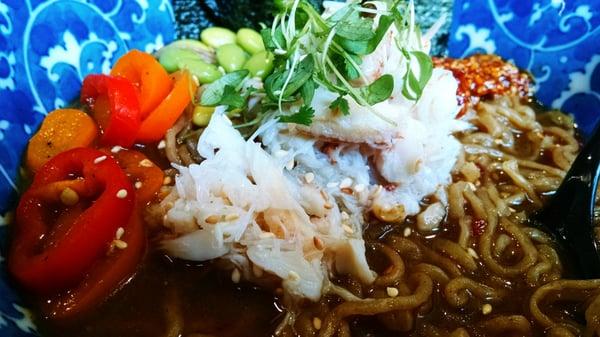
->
<box><xmin>41</xmin><ymin>209</ymin><xmax>146</xmax><ymax>320</ymax></box>
<box><xmin>102</xmin><ymin>148</ymin><xmax>165</xmax><ymax>206</ymax></box>
<box><xmin>9</xmin><ymin>148</ymin><xmax>135</xmax><ymax>295</ymax></box>
<box><xmin>81</xmin><ymin>74</ymin><xmax>142</xmax><ymax>148</ymax></box>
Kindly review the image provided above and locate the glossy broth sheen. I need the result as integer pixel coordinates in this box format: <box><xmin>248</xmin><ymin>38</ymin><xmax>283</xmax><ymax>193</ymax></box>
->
<box><xmin>38</xmin><ymin>253</ymin><xmax>280</xmax><ymax>337</ymax></box>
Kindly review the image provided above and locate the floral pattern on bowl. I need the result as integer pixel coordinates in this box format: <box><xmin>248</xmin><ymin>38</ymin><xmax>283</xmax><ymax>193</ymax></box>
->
<box><xmin>0</xmin><ymin>0</ymin><xmax>175</xmax><ymax>335</ymax></box>
<box><xmin>449</xmin><ymin>0</ymin><xmax>600</xmax><ymax>134</ymax></box>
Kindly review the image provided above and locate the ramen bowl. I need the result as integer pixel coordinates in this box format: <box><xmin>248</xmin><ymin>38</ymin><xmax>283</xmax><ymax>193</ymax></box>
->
<box><xmin>0</xmin><ymin>0</ymin><xmax>598</xmax><ymax>335</ymax></box>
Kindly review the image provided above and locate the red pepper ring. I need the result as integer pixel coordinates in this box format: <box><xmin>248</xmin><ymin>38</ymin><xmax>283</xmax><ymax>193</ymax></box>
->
<box><xmin>100</xmin><ymin>148</ymin><xmax>165</xmax><ymax>206</ymax></box>
<box><xmin>41</xmin><ymin>209</ymin><xmax>146</xmax><ymax>320</ymax></box>
<box><xmin>9</xmin><ymin>148</ymin><xmax>135</xmax><ymax>295</ymax></box>
<box><xmin>80</xmin><ymin>74</ymin><xmax>142</xmax><ymax>148</ymax></box>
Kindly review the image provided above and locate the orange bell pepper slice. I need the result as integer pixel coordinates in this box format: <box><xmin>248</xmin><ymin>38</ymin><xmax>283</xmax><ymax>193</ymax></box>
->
<box><xmin>136</xmin><ymin>70</ymin><xmax>197</xmax><ymax>143</ymax></box>
<box><xmin>111</xmin><ymin>50</ymin><xmax>172</xmax><ymax>118</ymax></box>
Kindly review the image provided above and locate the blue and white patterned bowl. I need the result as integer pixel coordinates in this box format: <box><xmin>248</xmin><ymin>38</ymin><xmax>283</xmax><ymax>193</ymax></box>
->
<box><xmin>0</xmin><ymin>0</ymin><xmax>598</xmax><ymax>336</ymax></box>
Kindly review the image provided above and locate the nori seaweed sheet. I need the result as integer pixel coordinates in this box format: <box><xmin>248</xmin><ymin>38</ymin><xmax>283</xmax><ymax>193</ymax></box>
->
<box><xmin>172</xmin><ymin>0</ymin><xmax>453</xmax><ymax>56</ymax></box>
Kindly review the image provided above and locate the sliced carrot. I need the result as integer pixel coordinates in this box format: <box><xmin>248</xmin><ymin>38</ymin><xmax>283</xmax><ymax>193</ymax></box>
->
<box><xmin>135</xmin><ymin>71</ymin><xmax>196</xmax><ymax>143</ymax></box>
<box><xmin>26</xmin><ymin>109</ymin><xmax>97</xmax><ymax>172</ymax></box>
<box><xmin>110</xmin><ymin>50</ymin><xmax>172</xmax><ymax>118</ymax></box>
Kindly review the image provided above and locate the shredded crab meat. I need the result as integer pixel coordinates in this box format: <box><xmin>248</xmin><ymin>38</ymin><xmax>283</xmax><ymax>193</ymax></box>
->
<box><xmin>161</xmin><ymin>1</ymin><xmax>473</xmax><ymax>302</ymax></box>
<box><xmin>162</xmin><ymin>112</ymin><xmax>375</xmax><ymax>300</ymax></box>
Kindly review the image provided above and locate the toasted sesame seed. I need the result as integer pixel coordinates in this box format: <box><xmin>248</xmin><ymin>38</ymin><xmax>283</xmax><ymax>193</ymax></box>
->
<box><xmin>304</xmin><ymin>172</ymin><xmax>315</xmax><ymax>183</ymax></box>
<box><xmin>339</xmin><ymin>177</ymin><xmax>353</xmax><ymax>189</ymax></box>
<box><xmin>386</xmin><ymin>287</ymin><xmax>399</xmax><ymax>297</ymax></box>
<box><xmin>225</xmin><ymin>213</ymin><xmax>239</xmax><ymax>221</ymax></box>
<box><xmin>285</xmin><ymin>159</ymin><xmax>295</xmax><ymax>170</ymax></box>
<box><xmin>354</xmin><ymin>183</ymin><xmax>366</xmax><ymax>193</ymax></box>
<box><xmin>482</xmin><ymin>303</ymin><xmax>492</xmax><ymax>315</ymax></box>
<box><xmin>313</xmin><ymin>236</ymin><xmax>324</xmax><ymax>250</ymax></box>
<box><xmin>157</xmin><ymin>140</ymin><xmax>166</xmax><ymax>150</ymax></box>
<box><xmin>288</xmin><ymin>271</ymin><xmax>300</xmax><ymax>281</ymax></box>
<box><xmin>116</xmin><ymin>189</ymin><xmax>128</xmax><ymax>199</ymax></box>
<box><xmin>60</xmin><ymin>187</ymin><xmax>79</xmax><ymax>206</ymax></box>
<box><xmin>139</xmin><ymin>159</ymin><xmax>153</xmax><ymax>167</ymax></box>
<box><xmin>343</xmin><ymin>224</ymin><xmax>354</xmax><ymax>234</ymax></box>
<box><xmin>111</xmin><ymin>146</ymin><xmax>123</xmax><ymax>153</ymax></box>
<box><xmin>163</xmin><ymin>176</ymin><xmax>172</xmax><ymax>185</ymax></box>
<box><xmin>93</xmin><ymin>155</ymin><xmax>107</xmax><ymax>164</ymax></box>
<box><xmin>313</xmin><ymin>317</ymin><xmax>322</xmax><ymax>330</ymax></box>
<box><xmin>231</xmin><ymin>268</ymin><xmax>241</xmax><ymax>283</ymax></box>
<box><xmin>113</xmin><ymin>239</ymin><xmax>128</xmax><ymax>249</ymax></box>
<box><xmin>324</xmin><ymin>202</ymin><xmax>333</xmax><ymax>210</ymax></box>
<box><xmin>116</xmin><ymin>227</ymin><xmax>125</xmax><ymax>240</ymax></box>
<box><xmin>403</xmin><ymin>227</ymin><xmax>412</xmax><ymax>237</ymax></box>
<box><xmin>134</xmin><ymin>181</ymin><xmax>143</xmax><ymax>189</ymax></box>
<box><xmin>467</xmin><ymin>247</ymin><xmax>479</xmax><ymax>259</ymax></box>
<box><xmin>205</xmin><ymin>215</ymin><xmax>220</xmax><ymax>224</ymax></box>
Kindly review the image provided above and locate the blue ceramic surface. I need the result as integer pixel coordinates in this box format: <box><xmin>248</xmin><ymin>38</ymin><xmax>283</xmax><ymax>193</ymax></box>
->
<box><xmin>0</xmin><ymin>0</ymin><xmax>175</xmax><ymax>335</ymax></box>
<box><xmin>0</xmin><ymin>1</ymin><xmax>599</xmax><ymax>336</ymax></box>
<box><xmin>449</xmin><ymin>0</ymin><xmax>600</xmax><ymax>134</ymax></box>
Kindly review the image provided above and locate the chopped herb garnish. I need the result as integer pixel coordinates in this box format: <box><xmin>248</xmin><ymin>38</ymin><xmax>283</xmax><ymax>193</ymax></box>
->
<box><xmin>278</xmin><ymin>105</ymin><xmax>315</xmax><ymax>125</ymax></box>
<box><xmin>363</xmin><ymin>74</ymin><xmax>395</xmax><ymax>105</ymax></box>
<box><xmin>329</xmin><ymin>96</ymin><xmax>350</xmax><ymax>115</ymax></box>
<box><xmin>401</xmin><ymin>50</ymin><xmax>433</xmax><ymax>100</ymax></box>
<box><xmin>202</xmin><ymin>0</ymin><xmax>435</xmax><ymax>130</ymax></box>
<box><xmin>260</xmin><ymin>0</ymin><xmax>433</xmax><ymax>125</ymax></box>
<box><xmin>201</xmin><ymin>70</ymin><xmax>249</xmax><ymax>107</ymax></box>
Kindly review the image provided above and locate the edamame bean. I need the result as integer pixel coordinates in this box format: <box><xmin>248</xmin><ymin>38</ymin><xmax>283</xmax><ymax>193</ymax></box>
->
<box><xmin>157</xmin><ymin>39</ymin><xmax>212</xmax><ymax>56</ymax></box>
<box><xmin>159</xmin><ymin>48</ymin><xmax>222</xmax><ymax>84</ymax></box>
<box><xmin>156</xmin><ymin>39</ymin><xmax>215</xmax><ymax>63</ymax></box>
<box><xmin>236</xmin><ymin>28</ymin><xmax>265</xmax><ymax>54</ymax></box>
<box><xmin>216</xmin><ymin>44</ymin><xmax>248</xmax><ymax>73</ymax></box>
<box><xmin>201</xmin><ymin>27</ymin><xmax>236</xmax><ymax>48</ymax></box>
<box><xmin>192</xmin><ymin>106</ymin><xmax>215</xmax><ymax>126</ymax></box>
<box><xmin>243</xmin><ymin>51</ymin><xmax>274</xmax><ymax>79</ymax></box>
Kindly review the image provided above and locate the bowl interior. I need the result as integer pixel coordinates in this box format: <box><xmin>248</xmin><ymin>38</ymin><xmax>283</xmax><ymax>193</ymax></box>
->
<box><xmin>0</xmin><ymin>0</ymin><xmax>599</xmax><ymax>335</ymax></box>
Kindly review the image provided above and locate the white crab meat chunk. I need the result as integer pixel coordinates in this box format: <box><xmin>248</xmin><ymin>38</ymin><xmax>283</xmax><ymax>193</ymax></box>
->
<box><xmin>161</xmin><ymin>113</ymin><xmax>375</xmax><ymax>300</ymax></box>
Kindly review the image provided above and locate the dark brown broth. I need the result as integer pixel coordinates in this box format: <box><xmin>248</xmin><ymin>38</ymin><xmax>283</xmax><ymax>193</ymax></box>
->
<box><xmin>37</xmin><ymin>254</ymin><xmax>281</xmax><ymax>337</ymax></box>
<box><xmin>30</xmin><ymin>102</ymin><xmax>584</xmax><ymax>337</ymax></box>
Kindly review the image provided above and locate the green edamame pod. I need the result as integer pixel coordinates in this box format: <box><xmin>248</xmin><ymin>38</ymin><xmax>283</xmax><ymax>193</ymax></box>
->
<box><xmin>243</xmin><ymin>51</ymin><xmax>274</xmax><ymax>79</ymax></box>
<box><xmin>201</xmin><ymin>27</ymin><xmax>236</xmax><ymax>48</ymax></box>
<box><xmin>216</xmin><ymin>44</ymin><xmax>248</xmax><ymax>73</ymax></box>
<box><xmin>158</xmin><ymin>48</ymin><xmax>221</xmax><ymax>83</ymax></box>
<box><xmin>236</xmin><ymin>28</ymin><xmax>265</xmax><ymax>54</ymax></box>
